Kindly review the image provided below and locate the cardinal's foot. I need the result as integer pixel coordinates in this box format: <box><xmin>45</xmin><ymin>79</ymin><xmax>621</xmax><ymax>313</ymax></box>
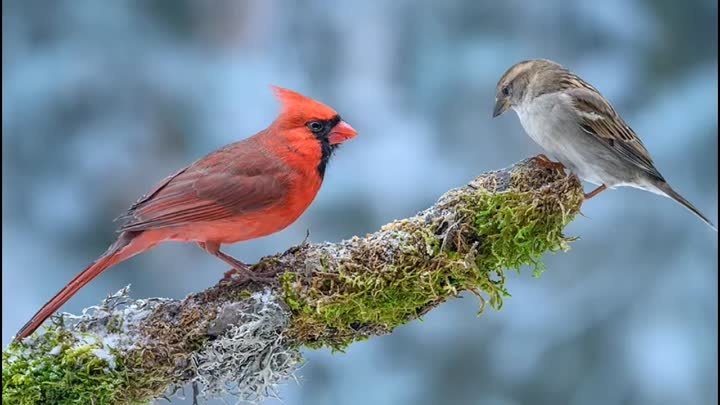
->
<box><xmin>222</xmin><ymin>267</ymin><xmax>280</xmax><ymax>284</ymax></box>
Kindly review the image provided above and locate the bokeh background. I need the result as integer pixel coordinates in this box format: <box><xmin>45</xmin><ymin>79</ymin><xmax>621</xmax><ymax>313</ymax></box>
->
<box><xmin>3</xmin><ymin>1</ymin><xmax>718</xmax><ymax>404</ymax></box>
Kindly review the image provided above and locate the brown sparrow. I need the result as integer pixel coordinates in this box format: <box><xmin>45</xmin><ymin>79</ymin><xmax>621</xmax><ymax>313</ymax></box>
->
<box><xmin>493</xmin><ymin>59</ymin><xmax>716</xmax><ymax>231</ymax></box>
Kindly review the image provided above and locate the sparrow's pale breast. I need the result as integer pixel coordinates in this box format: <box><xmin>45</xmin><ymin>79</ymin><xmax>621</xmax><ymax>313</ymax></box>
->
<box><xmin>514</xmin><ymin>93</ymin><xmax>617</xmax><ymax>186</ymax></box>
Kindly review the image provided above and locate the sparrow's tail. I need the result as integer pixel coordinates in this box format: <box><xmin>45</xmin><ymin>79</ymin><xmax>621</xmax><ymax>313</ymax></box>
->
<box><xmin>653</xmin><ymin>181</ymin><xmax>717</xmax><ymax>232</ymax></box>
<box><xmin>14</xmin><ymin>231</ymin><xmax>152</xmax><ymax>341</ymax></box>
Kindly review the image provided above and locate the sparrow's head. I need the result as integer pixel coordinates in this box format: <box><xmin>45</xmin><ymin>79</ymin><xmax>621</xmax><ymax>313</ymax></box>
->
<box><xmin>493</xmin><ymin>59</ymin><xmax>565</xmax><ymax>117</ymax></box>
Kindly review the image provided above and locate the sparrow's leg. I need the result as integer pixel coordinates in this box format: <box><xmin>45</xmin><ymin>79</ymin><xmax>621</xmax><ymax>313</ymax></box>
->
<box><xmin>584</xmin><ymin>184</ymin><xmax>607</xmax><ymax>200</ymax></box>
<box><xmin>533</xmin><ymin>154</ymin><xmax>566</xmax><ymax>171</ymax></box>
<box><xmin>198</xmin><ymin>242</ymin><xmax>279</xmax><ymax>282</ymax></box>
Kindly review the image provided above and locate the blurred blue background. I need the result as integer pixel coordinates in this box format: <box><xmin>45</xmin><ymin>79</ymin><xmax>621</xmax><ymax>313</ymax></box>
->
<box><xmin>2</xmin><ymin>1</ymin><xmax>718</xmax><ymax>404</ymax></box>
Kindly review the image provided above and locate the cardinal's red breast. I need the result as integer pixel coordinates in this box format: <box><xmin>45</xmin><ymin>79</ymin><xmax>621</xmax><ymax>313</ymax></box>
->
<box><xmin>114</xmin><ymin>86</ymin><xmax>355</xmax><ymax>245</ymax></box>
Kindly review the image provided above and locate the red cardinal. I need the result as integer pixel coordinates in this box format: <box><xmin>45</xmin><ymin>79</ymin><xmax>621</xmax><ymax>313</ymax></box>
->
<box><xmin>15</xmin><ymin>86</ymin><xmax>357</xmax><ymax>341</ymax></box>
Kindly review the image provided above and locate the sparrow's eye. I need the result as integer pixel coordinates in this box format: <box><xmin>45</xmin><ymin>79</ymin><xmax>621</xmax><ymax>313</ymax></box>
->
<box><xmin>307</xmin><ymin>121</ymin><xmax>324</xmax><ymax>133</ymax></box>
<box><xmin>502</xmin><ymin>86</ymin><xmax>511</xmax><ymax>97</ymax></box>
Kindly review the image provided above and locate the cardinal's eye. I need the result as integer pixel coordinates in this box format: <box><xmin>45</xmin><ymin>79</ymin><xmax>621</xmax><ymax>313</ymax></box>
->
<box><xmin>307</xmin><ymin>121</ymin><xmax>324</xmax><ymax>133</ymax></box>
<box><xmin>502</xmin><ymin>86</ymin><xmax>511</xmax><ymax>96</ymax></box>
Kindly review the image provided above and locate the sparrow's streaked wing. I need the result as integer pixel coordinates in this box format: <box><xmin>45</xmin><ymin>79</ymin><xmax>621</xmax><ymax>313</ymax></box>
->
<box><xmin>564</xmin><ymin>85</ymin><xmax>664</xmax><ymax>181</ymax></box>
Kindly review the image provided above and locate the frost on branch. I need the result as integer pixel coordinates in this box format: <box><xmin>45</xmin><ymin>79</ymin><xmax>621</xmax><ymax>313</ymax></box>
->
<box><xmin>3</xmin><ymin>158</ymin><xmax>584</xmax><ymax>405</ymax></box>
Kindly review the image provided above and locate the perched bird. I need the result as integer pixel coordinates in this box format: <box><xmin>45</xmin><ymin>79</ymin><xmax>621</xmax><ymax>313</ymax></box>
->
<box><xmin>493</xmin><ymin>59</ymin><xmax>716</xmax><ymax>231</ymax></box>
<box><xmin>15</xmin><ymin>86</ymin><xmax>358</xmax><ymax>341</ymax></box>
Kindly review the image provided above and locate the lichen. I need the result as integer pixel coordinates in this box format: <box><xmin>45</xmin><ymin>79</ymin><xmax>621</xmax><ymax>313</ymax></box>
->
<box><xmin>1</xmin><ymin>160</ymin><xmax>585</xmax><ymax>404</ymax></box>
<box><xmin>191</xmin><ymin>289</ymin><xmax>301</xmax><ymax>402</ymax></box>
<box><xmin>281</xmin><ymin>164</ymin><xmax>583</xmax><ymax>350</ymax></box>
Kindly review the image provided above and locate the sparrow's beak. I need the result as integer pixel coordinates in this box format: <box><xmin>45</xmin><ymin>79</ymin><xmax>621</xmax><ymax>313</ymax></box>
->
<box><xmin>493</xmin><ymin>98</ymin><xmax>511</xmax><ymax>118</ymax></box>
<box><xmin>328</xmin><ymin>120</ymin><xmax>357</xmax><ymax>145</ymax></box>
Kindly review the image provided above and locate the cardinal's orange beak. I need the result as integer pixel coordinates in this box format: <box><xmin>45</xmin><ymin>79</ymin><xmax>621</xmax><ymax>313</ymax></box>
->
<box><xmin>329</xmin><ymin>120</ymin><xmax>357</xmax><ymax>145</ymax></box>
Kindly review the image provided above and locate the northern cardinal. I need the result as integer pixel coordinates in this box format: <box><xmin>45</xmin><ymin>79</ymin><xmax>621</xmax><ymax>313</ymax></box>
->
<box><xmin>15</xmin><ymin>86</ymin><xmax>357</xmax><ymax>341</ymax></box>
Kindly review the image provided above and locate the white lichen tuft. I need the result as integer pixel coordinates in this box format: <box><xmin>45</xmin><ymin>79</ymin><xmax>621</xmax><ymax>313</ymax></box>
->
<box><xmin>191</xmin><ymin>288</ymin><xmax>302</xmax><ymax>404</ymax></box>
<box><xmin>57</xmin><ymin>286</ymin><xmax>167</xmax><ymax>368</ymax></box>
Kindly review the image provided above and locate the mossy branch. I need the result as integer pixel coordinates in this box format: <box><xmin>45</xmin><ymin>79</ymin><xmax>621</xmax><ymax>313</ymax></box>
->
<box><xmin>3</xmin><ymin>158</ymin><xmax>584</xmax><ymax>405</ymax></box>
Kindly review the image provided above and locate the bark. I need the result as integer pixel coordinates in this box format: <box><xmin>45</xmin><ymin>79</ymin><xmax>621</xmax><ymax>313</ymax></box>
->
<box><xmin>2</xmin><ymin>158</ymin><xmax>584</xmax><ymax>405</ymax></box>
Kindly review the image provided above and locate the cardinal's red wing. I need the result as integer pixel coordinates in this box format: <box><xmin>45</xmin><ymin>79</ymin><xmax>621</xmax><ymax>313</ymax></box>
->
<box><xmin>118</xmin><ymin>144</ymin><xmax>289</xmax><ymax>231</ymax></box>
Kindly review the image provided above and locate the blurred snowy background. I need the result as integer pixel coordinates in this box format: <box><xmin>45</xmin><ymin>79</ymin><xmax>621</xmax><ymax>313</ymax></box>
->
<box><xmin>2</xmin><ymin>1</ymin><xmax>718</xmax><ymax>404</ymax></box>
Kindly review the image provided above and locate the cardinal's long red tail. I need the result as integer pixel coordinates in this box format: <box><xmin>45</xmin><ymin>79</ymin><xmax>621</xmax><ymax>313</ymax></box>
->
<box><xmin>14</xmin><ymin>231</ymin><xmax>150</xmax><ymax>341</ymax></box>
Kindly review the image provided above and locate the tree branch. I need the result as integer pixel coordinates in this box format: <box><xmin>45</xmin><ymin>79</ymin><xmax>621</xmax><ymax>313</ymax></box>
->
<box><xmin>3</xmin><ymin>158</ymin><xmax>584</xmax><ymax>405</ymax></box>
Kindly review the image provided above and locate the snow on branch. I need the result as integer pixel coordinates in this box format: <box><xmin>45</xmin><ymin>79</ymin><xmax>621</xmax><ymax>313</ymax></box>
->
<box><xmin>3</xmin><ymin>158</ymin><xmax>584</xmax><ymax>405</ymax></box>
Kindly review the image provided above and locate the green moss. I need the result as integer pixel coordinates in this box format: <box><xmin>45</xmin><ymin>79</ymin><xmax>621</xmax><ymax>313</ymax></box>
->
<box><xmin>281</xmin><ymin>170</ymin><xmax>583</xmax><ymax>350</ymax></box>
<box><xmin>3</xmin><ymin>330</ymin><xmax>126</xmax><ymax>405</ymax></box>
<box><xmin>2</xmin><ymin>163</ymin><xmax>583</xmax><ymax>402</ymax></box>
<box><xmin>1</xmin><ymin>323</ymin><xmax>180</xmax><ymax>405</ymax></box>
<box><xmin>238</xmin><ymin>289</ymin><xmax>253</xmax><ymax>300</ymax></box>
<box><xmin>467</xmin><ymin>190</ymin><xmax>577</xmax><ymax>278</ymax></box>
